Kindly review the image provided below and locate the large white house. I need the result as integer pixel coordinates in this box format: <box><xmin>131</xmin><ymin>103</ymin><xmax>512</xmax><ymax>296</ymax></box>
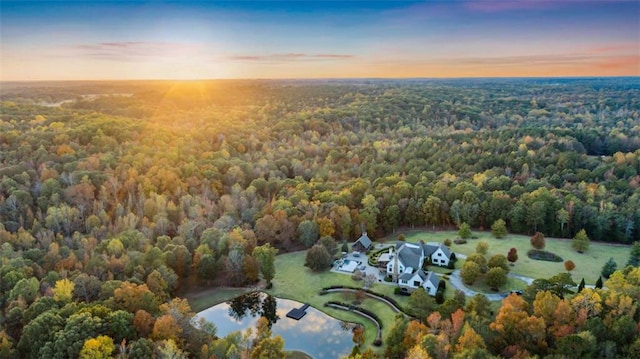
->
<box><xmin>384</xmin><ymin>241</ymin><xmax>452</xmax><ymax>275</ymax></box>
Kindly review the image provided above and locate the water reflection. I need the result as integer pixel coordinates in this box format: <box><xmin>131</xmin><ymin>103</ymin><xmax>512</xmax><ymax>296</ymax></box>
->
<box><xmin>227</xmin><ymin>292</ymin><xmax>279</xmax><ymax>327</ymax></box>
<box><xmin>197</xmin><ymin>292</ymin><xmax>354</xmax><ymax>358</ymax></box>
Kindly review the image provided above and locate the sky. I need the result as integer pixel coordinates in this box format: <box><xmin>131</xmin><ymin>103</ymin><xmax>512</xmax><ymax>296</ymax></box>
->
<box><xmin>1</xmin><ymin>0</ymin><xmax>639</xmax><ymax>80</ymax></box>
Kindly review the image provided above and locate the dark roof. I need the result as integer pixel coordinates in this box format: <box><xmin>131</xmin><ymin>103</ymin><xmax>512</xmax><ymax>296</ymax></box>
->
<box><xmin>396</xmin><ymin>243</ymin><xmax>423</xmax><ymax>269</ymax></box>
<box><xmin>399</xmin><ymin>272</ymin><xmax>414</xmax><ymax>281</ymax></box>
<box><xmin>424</xmin><ymin>271</ymin><xmax>439</xmax><ymax>288</ymax></box>
<box><xmin>424</xmin><ymin>243</ymin><xmax>451</xmax><ymax>258</ymax></box>
<box><xmin>354</xmin><ymin>233</ymin><xmax>372</xmax><ymax>249</ymax></box>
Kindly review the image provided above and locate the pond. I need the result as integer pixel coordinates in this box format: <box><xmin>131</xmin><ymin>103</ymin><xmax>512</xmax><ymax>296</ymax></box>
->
<box><xmin>196</xmin><ymin>292</ymin><xmax>356</xmax><ymax>358</ymax></box>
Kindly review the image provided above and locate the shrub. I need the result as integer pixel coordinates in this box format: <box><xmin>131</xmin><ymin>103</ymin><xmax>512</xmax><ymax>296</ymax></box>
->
<box><xmin>527</xmin><ymin>249</ymin><xmax>563</xmax><ymax>262</ymax></box>
<box><xmin>444</xmin><ymin>238</ymin><xmax>452</xmax><ymax>247</ymax></box>
<box><xmin>438</xmin><ymin>280</ymin><xmax>446</xmax><ymax>291</ymax></box>
<box><xmin>564</xmin><ymin>260</ymin><xmax>576</xmax><ymax>272</ymax></box>
<box><xmin>435</xmin><ymin>289</ymin><xmax>445</xmax><ymax>304</ymax></box>
<box><xmin>397</xmin><ymin>233</ymin><xmax>405</xmax><ymax>241</ymax></box>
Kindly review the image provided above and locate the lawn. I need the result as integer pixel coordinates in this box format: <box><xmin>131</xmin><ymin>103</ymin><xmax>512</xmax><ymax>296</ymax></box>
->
<box><xmin>266</xmin><ymin>251</ymin><xmax>409</xmax><ymax>353</ymax></box>
<box><xmin>392</xmin><ymin>230</ymin><xmax>631</xmax><ymax>285</ymax></box>
<box><xmin>183</xmin><ymin>286</ymin><xmax>253</xmax><ymax>312</ymax></box>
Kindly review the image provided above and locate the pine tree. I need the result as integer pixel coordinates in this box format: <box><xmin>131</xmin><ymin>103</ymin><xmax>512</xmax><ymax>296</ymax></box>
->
<box><xmin>601</xmin><ymin>258</ymin><xmax>617</xmax><ymax>278</ymax></box>
<box><xmin>595</xmin><ymin>276</ymin><xmax>603</xmax><ymax>289</ymax></box>
<box><xmin>627</xmin><ymin>241</ymin><xmax>640</xmax><ymax>267</ymax></box>
<box><xmin>578</xmin><ymin>278</ymin><xmax>585</xmax><ymax>293</ymax></box>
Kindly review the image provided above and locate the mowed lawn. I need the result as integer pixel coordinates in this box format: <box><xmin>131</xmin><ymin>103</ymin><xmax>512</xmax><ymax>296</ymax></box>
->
<box><xmin>266</xmin><ymin>251</ymin><xmax>409</xmax><ymax>353</ymax></box>
<box><xmin>395</xmin><ymin>230</ymin><xmax>631</xmax><ymax>285</ymax></box>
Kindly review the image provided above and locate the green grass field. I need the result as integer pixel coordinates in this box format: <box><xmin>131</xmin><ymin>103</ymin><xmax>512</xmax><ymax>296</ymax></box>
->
<box><xmin>184</xmin><ymin>229</ymin><xmax>631</xmax><ymax>354</ymax></box>
<box><xmin>393</xmin><ymin>230</ymin><xmax>631</xmax><ymax>285</ymax></box>
<box><xmin>266</xmin><ymin>251</ymin><xmax>409</xmax><ymax>353</ymax></box>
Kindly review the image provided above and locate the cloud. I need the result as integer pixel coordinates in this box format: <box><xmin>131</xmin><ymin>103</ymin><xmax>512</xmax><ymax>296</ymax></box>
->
<box><xmin>71</xmin><ymin>41</ymin><xmax>205</xmax><ymax>61</ymax></box>
<box><xmin>227</xmin><ymin>53</ymin><xmax>353</xmax><ymax>63</ymax></box>
<box><xmin>463</xmin><ymin>0</ymin><xmax>564</xmax><ymax>12</ymax></box>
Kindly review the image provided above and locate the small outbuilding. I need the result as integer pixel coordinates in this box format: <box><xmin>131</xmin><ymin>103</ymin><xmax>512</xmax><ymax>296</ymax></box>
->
<box><xmin>352</xmin><ymin>232</ymin><xmax>372</xmax><ymax>252</ymax></box>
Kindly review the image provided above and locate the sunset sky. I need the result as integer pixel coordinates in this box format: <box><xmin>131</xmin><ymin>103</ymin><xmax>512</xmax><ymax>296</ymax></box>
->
<box><xmin>1</xmin><ymin>0</ymin><xmax>639</xmax><ymax>80</ymax></box>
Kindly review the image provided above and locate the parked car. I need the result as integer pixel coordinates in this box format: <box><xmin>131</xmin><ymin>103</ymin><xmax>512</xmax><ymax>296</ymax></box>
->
<box><xmin>352</xmin><ymin>251</ymin><xmax>360</xmax><ymax>257</ymax></box>
<box><xmin>510</xmin><ymin>290</ymin><xmax>523</xmax><ymax>296</ymax></box>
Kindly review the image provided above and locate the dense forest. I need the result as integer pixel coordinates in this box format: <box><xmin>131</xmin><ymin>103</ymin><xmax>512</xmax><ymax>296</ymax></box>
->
<box><xmin>1</xmin><ymin>78</ymin><xmax>639</xmax><ymax>358</ymax></box>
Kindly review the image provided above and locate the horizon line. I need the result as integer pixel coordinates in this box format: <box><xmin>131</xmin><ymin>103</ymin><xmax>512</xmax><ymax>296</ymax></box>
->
<box><xmin>2</xmin><ymin>75</ymin><xmax>639</xmax><ymax>83</ymax></box>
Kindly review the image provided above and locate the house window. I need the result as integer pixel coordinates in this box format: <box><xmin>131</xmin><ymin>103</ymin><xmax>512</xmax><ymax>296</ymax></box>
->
<box><xmin>413</xmin><ymin>281</ymin><xmax>421</xmax><ymax>287</ymax></box>
<box><xmin>437</xmin><ymin>253</ymin><xmax>442</xmax><ymax>256</ymax></box>
<box><xmin>401</xmin><ymin>280</ymin><xmax>407</xmax><ymax>284</ymax></box>
<box><xmin>440</xmin><ymin>259</ymin><xmax>445</xmax><ymax>264</ymax></box>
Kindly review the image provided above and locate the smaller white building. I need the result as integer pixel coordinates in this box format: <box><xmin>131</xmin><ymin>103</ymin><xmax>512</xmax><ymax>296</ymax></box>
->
<box><xmin>398</xmin><ymin>269</ymin><xmax>439</xmax><ymax>296</ymax></box>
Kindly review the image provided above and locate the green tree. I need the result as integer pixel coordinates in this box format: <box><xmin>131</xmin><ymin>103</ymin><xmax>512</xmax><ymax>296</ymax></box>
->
<box><xmin>408</xmin><ymin>288</ymin><xmax>434</xmax><ymax>320</ymax></box>
<box><xmin>461</xmin><ymin>261</ymin><xmax>481</xmax><ymax>285</ymax></box>
<box><xmin>491</xmin><ymin>219</ymin><xmax>508</xmax><ymax>239</ymax></box>
<box><xmin>458</xmin><ymin>222</ymin><xmax>471</xmax><ymax>239</ymax></box>
<box><xmin>360</xmin><ymin>194</ymin><xmax>380</xmax><ymax>235</ymax></box>
<box><xmin>253</xmin><ymin>244</ymin><xmax>278</xmax><ymax>287</ymax></box>
<box><xmin>578</xmin><ymin>278</ymin><xmax>585</xmax><ymax>292</ymax></box>
<box><xmin>486</xmin><ymin>267</ymin><xmax>507</xmax><ymax>290</ymax></box>
<box><xmin>384</xmin><ymin>316</ymin><xmax>409</xmax><ymax>359</ymax></box>
<box><xmin>601</xmin><ymin>258</ymin><xmax>617</xmax><ymax>279</ymax></box>
<box><xmin>304</xmin><ymin>244</ymin><xmax>331</xmax><ymax>272</ymax></box>
<box><xmin>595</xmin><ymin>276</ymin><xmax>603</xmax><ymax>289</ymax></box>
<box><xmin>572</xmin><ymin>229</ymin><xmax>590</xmax><ymax>253</ymax></box>
<box><xmin>476</xmin><ymin>240</ymin><xmax>489</xmax><ymax>255</ymax></box>
<box><xmin>488</xmin><ymin>254</ymin><xmax>509</xmax><ymax>272</ymax></box>
<box><xmin>627</xmin><ymin>241</ymin><xmax>640</xmax><ymax>267</ymax></box>
<box><xmin>319</xmin><ymin>236</ymin><xmax>338</xmax><ymax>256</ymax></box>
<box><xmin>297</xmin><ymin>220</ymin><xmax>319</xmax><ymax>248</ymax></box>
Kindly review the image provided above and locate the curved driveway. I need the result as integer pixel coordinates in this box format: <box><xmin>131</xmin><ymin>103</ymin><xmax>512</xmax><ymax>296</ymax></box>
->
<box><xmin>445</xmin><ymin>270</ymin><xmax>537</xmax><ymax>301</ymax></box>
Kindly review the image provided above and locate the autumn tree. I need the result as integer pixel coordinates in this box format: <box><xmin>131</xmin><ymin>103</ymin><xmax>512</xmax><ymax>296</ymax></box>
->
<box><xmin>52</xmin><ymin>278</ymin><xmax>74</xmax><ymax>303</ymax></box>
<box><xmin>564</xmin><ymin>260</ymin><xmax>575</xmax><ymax>273</ymax></box>
<box><xmin>490</xmin><ymin>293</ymin><xmax>547</xmax><ymax>353</ymax></box>
<box><xmin>507</xmin><ymin>247</ymin><xmax>518</xmax><ymax>265</ymax></box>
<box><xmin>530</xmin><ymin>232</ymin><xmax>545</xmax><ymax>250</ymax></box>
<box><xmin>79</xmin><ymin>335</ymin><xmax>114</xmax><ymax>359</ymax></box>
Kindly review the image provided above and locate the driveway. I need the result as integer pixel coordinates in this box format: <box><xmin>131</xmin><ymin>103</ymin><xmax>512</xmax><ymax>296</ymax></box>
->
<box><xmin>447</xmin><ymin>270</ymin><xmax>513</xmax><ymax>301</ymax></box>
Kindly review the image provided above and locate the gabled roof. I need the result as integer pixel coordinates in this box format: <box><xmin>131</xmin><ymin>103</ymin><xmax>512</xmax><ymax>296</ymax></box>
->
<box><xmin>399</xmin><ymin>271</ymin><xmax>414</xmax><ymax>281</ymax></box>
<box><xmin>424</xmin><ymin>242</ymin><xmax>451</xmax><ymax>258</ymax></box>
<box><xmin>354</xmin><ymin>233</ymin><xmax>372</xmax><ymax>249</ymax></box>
<box><xmin>423</xmin><ymin>271</ymin><xmax>439</xmax><ymax>288</ymax></box>
<box><xmin>396</xmin><ymin>243</ymin><xmax>423</xmax><ymax>269</ymax></box>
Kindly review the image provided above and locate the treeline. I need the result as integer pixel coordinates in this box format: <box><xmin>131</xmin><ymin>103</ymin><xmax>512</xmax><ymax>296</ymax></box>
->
<box><xmin>0</xmin><ymin>78</ymin><xmax>639</xmax><ymax>356</ymax></box>
<box><xmin>377</xmin><ymin>268</ymin><xmax>640</xmax><ymax>359</ymax></box>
